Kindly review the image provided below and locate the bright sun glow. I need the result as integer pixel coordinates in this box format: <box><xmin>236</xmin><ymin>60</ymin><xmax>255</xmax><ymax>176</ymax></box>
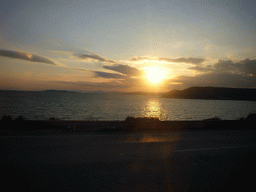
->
<box><xmin>146</xmin><ymin>67</ymin><xmax>167</xmax><ymax>84</ymax></box>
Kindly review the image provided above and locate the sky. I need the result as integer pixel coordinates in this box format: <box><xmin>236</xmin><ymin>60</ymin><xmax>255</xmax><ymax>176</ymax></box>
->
<box><xmin>0</xmin><ymin>0</ymin><xmax>255</xmax><ymax>92</ymax></box>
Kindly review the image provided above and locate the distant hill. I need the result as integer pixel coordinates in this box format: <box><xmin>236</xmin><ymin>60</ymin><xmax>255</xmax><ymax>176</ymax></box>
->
<box><xmin>161</xmin><ymin>87</ymin><xmax>256</xmax><ymax>101</ymax></box>
<box><xmin>42</xmin><ymin>90</ymin><xmax>80</xmax><ymax>93</ymax></box>
<box><xmin>0</xmin><ymin>89</ymin><xmax>123</xmax><ymax>95</ymax></box>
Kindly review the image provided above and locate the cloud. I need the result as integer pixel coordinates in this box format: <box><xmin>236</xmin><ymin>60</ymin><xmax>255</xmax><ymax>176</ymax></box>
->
<box><xmin>174</xmin><ymin>72</ymin><xmax>255</xmax><ymax>88</ymax></box>
<box><xmin>130</xmin><ymin>56</ymin><xmax>206</xmax><ymax>65</ymax></box>
<box><xmin>130</xmin><ymin>56</ymin><xmax>151</xmax><ymax>62</ymax></box>
<box><xmin>185</xmin><ymin>58</ymin><xmax>256</xmax><ymax>77</ymax></box>
<box><xmin>73</xmin><ymin>68</ymin><xmax>126</xmax><ymax>79</ymax></box>
<box><xmin>103</xmin><ymin>64</ymin><xmax>142</xmax><ymax>77</ymax></box>
<box><xmin>159</xmin><ymin>57</ymin><xmax>206</xmax><ymax>65</ymax></box>
<box><xmin>73</xmin><ymin>52</ymin><xmax>142</xmax><ymax>77</ymax></box>
<box><xmin>213</xmin><ymin>58</ymin><xmax>256</xmax><ymax>76</ymax></box>
<box><xmin>188</xmin><ymin>65</ymin><xmax>214</xmax><ymax>72</ymax></box>
<box><xmin>94</xmin><ymin>71</ymin><xmax>126</xmax><ymax>79</ymax></box>
<box><xmin>74</xmin><ymin>53</ymin><xmax>116</xmax><ymax>64</ymax></box>
<box><xmin>170</xmin><ymin>58</ymin><xmax>256</xmax><ymax>89</ymax></box>
<box><xmin>74</xmin><ymin>68</ymin><xmax>90</xmax><ymax>72</ymax></box>
<box><xmin>0</xmin><ymin>49</ymin><xmax>57</xmax><ymax>65</ymax></box>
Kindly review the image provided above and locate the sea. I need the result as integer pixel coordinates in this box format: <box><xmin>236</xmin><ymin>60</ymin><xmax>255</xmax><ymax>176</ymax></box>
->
<box><xmin>0</xmin><ymin>90</ymin><xmax>256</xmax><ymax>121</ymax></box>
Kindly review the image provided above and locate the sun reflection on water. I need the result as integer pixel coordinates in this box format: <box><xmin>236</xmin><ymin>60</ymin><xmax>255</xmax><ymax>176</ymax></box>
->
<box><xmin>144</xmin><ymin>99</ymin><xmax>168</xmax><ymax>120</ymax></box>
<box><xmin>145</xmin><ymin>100</ymin><xmax>160</xmax><ymax>117</ymax></box>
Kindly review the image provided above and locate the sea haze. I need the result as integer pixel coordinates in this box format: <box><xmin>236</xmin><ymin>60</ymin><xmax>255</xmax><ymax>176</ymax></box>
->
<box><xmin>0</xmin><ymin>90</ymin><xmax>255</xmax><ymax>121</ymax></box>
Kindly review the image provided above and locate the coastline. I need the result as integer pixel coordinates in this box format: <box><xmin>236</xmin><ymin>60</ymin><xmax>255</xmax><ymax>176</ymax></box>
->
<box><xmin>0</xmin><ymin>119</ymin><xmax>254</xmax><ymax>136</ymax></box>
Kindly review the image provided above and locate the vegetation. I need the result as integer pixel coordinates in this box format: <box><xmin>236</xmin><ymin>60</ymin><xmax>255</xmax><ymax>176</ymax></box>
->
<box><xmin>246</xmin><ymin>113</ymin><xmax>256</xmax><ymax>121</ymax></box>
<box><xmin>1</xmin><ymin>114</ymin><xmax>12</xmax><ymax>121</ymax></box>
<box><xmin>0</xmin><ymin>113</ymin><xmax>255</xmax><ymax>133</ymax></box>
<box><xmin>15</xmin><ymin>115</ymin><xmax>25</xmax><ymax>121</ymax></box>
<box><xmin>1</xmin><ymin>113</ymin><xmax>255</xmax><ymax>122</ymax></box>
<box><xmin>48</xmin><ymin>117</ymin><xmax>62</xmax><ymax>121</ymax></box>
<box><xmin>203</xmin><ymin>116</ymin><xmax>222</xmax><ymax>121</ymax></box>
<box><xmin>125</xmin><ymin>116</ymin><xmax>160</xmax><ymax>122</ymax></box>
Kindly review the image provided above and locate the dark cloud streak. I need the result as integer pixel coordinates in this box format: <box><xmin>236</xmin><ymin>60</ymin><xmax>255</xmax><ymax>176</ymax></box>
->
<box><xmin>213</xmin><ymin>58</ymin><xmax>256</xmax><ymax>76</ymax></box>
<box><xmin>170</xmin><ymin>58</ymin><xmax>256</xmax><ymax>89</ymax></box>
<box><xmin>73</xmin><ymin>52</ymin><xmax>143</xmax><ymax>77</ymax></box>
<box><xmin>94</xmin><ymin>71</ymin><xmax>126</xmax><ymax>79</ymax></box>
<box><xmin>103</xmin><ymin>64</ymin><xmax>142</xmax><ymax>77</ymax></box>
<box><xmin>74</xmin><ymin>53</ymin><xmax>116</xmax><ymax>64</ymax></box>
<box><xmin>0</xmin><ymin>49</ymin><xmax>57</xmax><ymax>65</ymax></box>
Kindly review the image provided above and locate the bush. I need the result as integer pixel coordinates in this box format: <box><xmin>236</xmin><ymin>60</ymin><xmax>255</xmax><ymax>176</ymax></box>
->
<box><xmin>125</xmin><ymin>116</ymin><xmax>136</xmax><ymax>122</ymax></box>
<box><xmin>48</xmin><ymin>117</ymin><xmax>61</xmax><ymax>121</ymax></box>
<box><xmin>246</xmin><ymin>113</ymin><xmax>256</xmax><ymax>121</ymax></box>
<box><xmin>203</xmin><ymin>116</ymin><xmax>222</xmax><ymax>121</ymax></box>
<box><xmin>136</xmin><ymin>117</ymin><xmax>160</xmax><ymax>122</ymax></box>
<box><xmin>1</xmin><ymin>115</ymin><xmax>12</xmax><ymax>121</ymax></box>
<box><xmin>237</xmin><ymin>117</ymin><xmax>245</xmax><ymax>121</ymax></box>
<box><xmin>15</xmin><ymin>115</ymin><xmax>25</xmax><ymax>121</ymax></box>
<box><xmin>125</xmin><ymin>116</ymin><xmax>160</xmax><ymax>123</ymax></box>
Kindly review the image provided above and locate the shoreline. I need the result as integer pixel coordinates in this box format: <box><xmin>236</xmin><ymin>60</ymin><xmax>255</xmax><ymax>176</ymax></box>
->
<box><xmin>0</xmin><ymin>119</ymin><xmax>254</xmax><ymax>136</ymax></box>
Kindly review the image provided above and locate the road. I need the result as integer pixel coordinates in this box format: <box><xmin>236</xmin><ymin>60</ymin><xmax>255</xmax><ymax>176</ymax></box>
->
<box><xmin>1</xmin><ymin>129</ymin><xmax>256</xmax><ymax>191</ymax></box>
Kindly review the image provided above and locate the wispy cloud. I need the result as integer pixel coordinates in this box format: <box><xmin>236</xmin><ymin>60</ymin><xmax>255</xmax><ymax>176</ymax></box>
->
<box><xmin>94</xmin><ymin>71</ymin><xmax>126</xmax><ymax>79</ymax></box>
<box><xmin>74</xmin><ymin>53</ymin><xmax>116</xmax><ymax>64</ymax></box>
<box><xmin>103</xmin><ymin>64</ymin><xmax>142</xmax><ymax>77</ymax></box>
<box><xmin>73</xmin><ymin>52</ymin><xmax>143</xmax><ymax>78</ymax></box>
<box><xmin>188</xmin><ymin>66</ymin><xmax>214</xmax><ymax>72</ymax></box>
<box><xmin>130</xmin><ymin>56</ymin><xmax>206</xmax><ymax>65</ymax></box>
<box><xmin>0</xmin><ymin>49</ymin><xmax>58</xmax><ymax>65</ymax></box>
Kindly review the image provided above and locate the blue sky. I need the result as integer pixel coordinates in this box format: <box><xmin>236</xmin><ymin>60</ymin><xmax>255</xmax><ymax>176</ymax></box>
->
<box><xmin>0</xmin><ymin>0</ymin><xmax>255</xmax><ymax>92</ymax></box>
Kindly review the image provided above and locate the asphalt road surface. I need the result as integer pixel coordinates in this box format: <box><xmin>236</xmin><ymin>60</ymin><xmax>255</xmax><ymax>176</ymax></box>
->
<box><xmin>1</xmin><ymin>129</ymin><xmax>256</xmax><ymax>192</ymax></box>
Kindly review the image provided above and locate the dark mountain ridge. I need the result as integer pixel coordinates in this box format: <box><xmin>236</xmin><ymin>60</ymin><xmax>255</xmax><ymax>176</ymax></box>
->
<box><xmin>162</xmin><ymin>87</ymin><xmax>256</xmax><ymax>101</ymax></box>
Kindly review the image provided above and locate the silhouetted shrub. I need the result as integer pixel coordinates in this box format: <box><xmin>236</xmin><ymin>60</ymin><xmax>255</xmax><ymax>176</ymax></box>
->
<box><xmin>84</xmin><ymin>116</ymin><xmax>98</xmax><ymax>121</ymax></box>
<box><xmin>125</xmin><ymin>116</ymin><xmax>160</xmax><ymax>122</ymax></box>
<box><xmin>203</xmin><ymin>116</ymin><xmax>222</xmax><ymax>121</ymax></box>
<box><xmin>237</xmin><ymin>117</ymin><xmax>245</xmax><ymax>121</ymax></box>
<box><xmin>15</xmin><ymin>115</ymin><xmax>25</xmax><ymax>121</ymax></box>
<box><xmin>124</xmin><ymin>116</ymin><xmax>161</xmax><ymax>132</ymax></box>
<box><xmin>125</xmin><ymin>116</ymin><xmax>136</xmax><ymax>127</ymax></box>
<box><xmin>1</xmin><ymin>115</ymin><xmax>12</xmax><ymax>121</ymax></box>
<box><xmin>49</xmin><ymin>117</ymin><xmax>57</xmax><ymax>121</ymax></box>
<box><xmin>125</xmin><ymin>116</ymin><xmax>136</xmax><ymax>122</ymax></box>
<box><xmin>246</xmin><ymin>113</ymin><xmax>256</xmax><ymax>121</ymax></box>
<box><xmin>136</xmin><ymin>117</ymin><xmax>160</xmax><ymax>122</ymax></box>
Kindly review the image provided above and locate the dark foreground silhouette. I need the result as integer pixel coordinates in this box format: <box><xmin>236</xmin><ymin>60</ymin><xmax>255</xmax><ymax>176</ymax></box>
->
<box><xmin>1</xmin><ymin>126</ymin><xmax>256</xmax><ymax>191</ymax></box>
<box><xmin>1</xmin><ymin>114</ymin><xmax>255</xmax><ymax>135</ymax></box>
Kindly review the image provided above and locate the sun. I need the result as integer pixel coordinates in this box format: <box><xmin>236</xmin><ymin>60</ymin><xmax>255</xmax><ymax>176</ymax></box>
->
<box><xmin>145</xmin><ymin>67</ymin><xmax>167</xmax><ymax>84</ymax></box>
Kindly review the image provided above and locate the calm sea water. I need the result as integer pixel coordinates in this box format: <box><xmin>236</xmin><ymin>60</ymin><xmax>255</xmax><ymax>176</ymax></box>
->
<box><xmin>0</xmin><ymin>91</ymin><xmax>255</xmax><ymax>121</ymax></box>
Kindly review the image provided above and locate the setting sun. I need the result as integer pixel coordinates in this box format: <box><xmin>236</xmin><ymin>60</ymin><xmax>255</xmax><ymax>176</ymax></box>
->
<box><xmin>145</xmin><ymin>67</ymin><xmax>167</xmax><ymax>84</ymax></box>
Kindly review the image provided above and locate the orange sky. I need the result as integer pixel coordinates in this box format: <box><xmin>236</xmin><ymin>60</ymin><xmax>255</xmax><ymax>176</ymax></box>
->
<box><xmin>1</xmin><ymin>0</ymin><xmax>255</xmax><ymax>92</ymax></box>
